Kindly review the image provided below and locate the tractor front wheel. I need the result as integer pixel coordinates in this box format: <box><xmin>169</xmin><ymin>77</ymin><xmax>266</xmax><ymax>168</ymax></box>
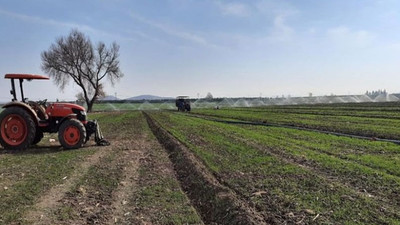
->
<box><xmin>0</xmin><ymin>107</ymin><xmax>36</xmax><ymax>150</ymax></box>
<box><xmin>58</xmin><ymin>119</ymin><xmax>86</xmax><ymax>149</ymax></box>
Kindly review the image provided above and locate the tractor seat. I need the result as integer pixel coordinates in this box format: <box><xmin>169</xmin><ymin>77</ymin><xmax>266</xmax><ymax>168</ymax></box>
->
<box><xmin>28</xmin><ymin>101</ymin><xmax>49</xmax><ymax>120</ymax></box>
<box><xmin>36</xmin><ymin>105</ymin><xmax>48</xmax><ymax>120</ymax></box>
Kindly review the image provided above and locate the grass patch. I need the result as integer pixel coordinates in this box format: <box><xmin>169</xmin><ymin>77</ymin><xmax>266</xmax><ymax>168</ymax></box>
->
<box><xmin>0</xmin><ymin>148</ymin><xmax>96</xmax><ymax>224</ymax></box>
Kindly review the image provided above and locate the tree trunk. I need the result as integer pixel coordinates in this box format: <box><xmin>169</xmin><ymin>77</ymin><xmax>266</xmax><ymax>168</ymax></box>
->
<box><xmin>86</xmin><ymin>95</ymin><xmax>98</xmax><ymax>113</ymax></box>
<box><xmin>87</xmin><ymin>99</ymin><xmax>94</xmax><ymax>113</ymax></box>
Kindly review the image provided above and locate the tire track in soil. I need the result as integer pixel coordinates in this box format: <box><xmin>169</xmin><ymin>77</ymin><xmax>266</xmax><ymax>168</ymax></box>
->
<box><xmin>144</xmin><ymin>112</ymin><xmax>267</xmax><ymax>225</ymax></box>
<box><xmin>119</xmin><ymin>133</ymin><xmax>203</xmax><ymax>224</ymax></box>
<box><xmin>51</xmin><ymin>139</ymin><xmax>140</xmax><ymax>225</ymax></box>
<box><xmin>106</xmin><ymin>141</ymin><xmax>144</xmax><ymax>224</ymax></box>
<box><xmin>24</xmin><ymin>114</ymin><xmax>201</xmax><ymax>225</ymax></box>
<box><xmin>22</xmin><ymin>145</ymin><xmax>111</xmax><ymax>225</ymax></box>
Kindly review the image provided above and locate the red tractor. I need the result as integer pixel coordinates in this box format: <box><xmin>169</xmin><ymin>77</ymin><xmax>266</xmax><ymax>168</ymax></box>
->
<box><xmin>0</xmin><ymin>74</ymin><xmax>109</xmax><ymax>150</ymax></box>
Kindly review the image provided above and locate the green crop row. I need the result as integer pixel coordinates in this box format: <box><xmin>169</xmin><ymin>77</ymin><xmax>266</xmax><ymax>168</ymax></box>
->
<box><xmin>247</xmin><ymin>102</ymin><xmax>400</xmax><ymax>111</ymax></box>
<box><xmin>226</xmin><ymin>107</ymin><xmax>400</xmax><ymax>119</ymax></box>
<box><xmin>149</xmin><ymin>111</ymin><xmax>400</xmax><ymax>224</ymax></box>
<box><xmin>193</xmin><ymin>108</ymin><xmax>400</xmax><ymax>140</ymax></box>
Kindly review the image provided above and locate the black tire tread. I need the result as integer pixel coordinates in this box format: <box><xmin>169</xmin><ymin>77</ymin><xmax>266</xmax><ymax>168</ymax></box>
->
<box><xmin>58</xmin><ymin>119</ymin><xmax>86</xmax><ymax>149</ymax></box>
<box><xmin>32</xmin><ymin>130</ymin><xmax>44</xmax><ymax>145</ymax></box>
<box><xmin>0</xmin><ymin>107</ymin><xmax>36</xmax><ymax>150</ymax></box>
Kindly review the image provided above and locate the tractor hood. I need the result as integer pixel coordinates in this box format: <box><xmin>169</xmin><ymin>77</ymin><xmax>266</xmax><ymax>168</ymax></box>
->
<box><xmin>46</xmin><ymin>103</ymin><xmax>86</xmax><ymax>118</ymax></box>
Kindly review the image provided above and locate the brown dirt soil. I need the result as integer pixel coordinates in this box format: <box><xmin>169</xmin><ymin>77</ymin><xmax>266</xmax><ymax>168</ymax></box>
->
<box><xmin>106</xmin><ymin>141</ymin><xmax>144</xmax><ymax>224</ymax></box>
<box><xmin>144</xmin><ymin>112</ymin><xmax>267</xmax><ymax>225</ymax></box>
<box><xmin>20</xmin><ymin>112</ymin><xmax>201</xmax><ymax>225</ymax></box>
<box><xmin>121</xmin><ymin>132</ymin><xmax>202</xmax><ymax>224</ymax></box>
<box><xmin>51</xmin><ymin>140</ymin><xmax>141</xmax><ymax>225</ymax></box>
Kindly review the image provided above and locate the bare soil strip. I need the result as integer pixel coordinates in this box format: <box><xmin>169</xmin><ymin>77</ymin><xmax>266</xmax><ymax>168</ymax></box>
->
<box><xmin>22</xmin><ymin>145</ymin><xmax>111</xmax><ymax>224</ymax></box>
<box><xmin>51</xmin><ymin>144</ymin><xmax>130</xmax><ymax>224</ymax></box>
<box><xmin>122</xmin><ymin>131</ymin><xmax>203</xmax><ymax>224</ymax></box>
<box><xmin>144</xmin><ymin>112</ymin><xmax>267</xmax><ymax>225</ymax></box>
<box><xmin>106</xmin><ymin>142</ymin><xmax>143</xmax><ymax>224</ymax></box>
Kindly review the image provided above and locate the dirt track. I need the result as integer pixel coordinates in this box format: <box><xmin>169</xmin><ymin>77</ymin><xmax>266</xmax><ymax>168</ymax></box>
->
<box><xmin>23</xmin><ymin>146</ymin><xmax>111</xmax><ymax>224</ymax></box>
<box><xmin>3</xmin><ymin>112</ymin><xmax>202</xmax><ymax>224</ymax></box>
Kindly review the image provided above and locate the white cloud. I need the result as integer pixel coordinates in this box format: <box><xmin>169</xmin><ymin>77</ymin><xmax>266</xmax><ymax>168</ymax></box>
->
<box><xmin>327</xmin><ymin>26</ymin><xmax>375</xmax><ymax>47</ymax></box>
<box><xmin>125</xmin><ymin>29</ymin><xmax>167</xmax><ymax>45</ymax></box>
<box><xmin>0</xmin><ymin>8</ymin><xmax>134</xmax><ymax>41</ymax></box>
<box><xmin>255</xmin><ymin>0</ymin><xmax>298</xmax><ymax>16</ymax></box>
<box><xmin>255</xmin><ymin>0</ymin><xmax>298</xmax><ymax>42</ymax></box>
<box><xmin>216</xmin><ymin>2</ymin><xmax>251</xmax><ymax>17</ymax></box>
<box><xmin>389</xmin><ymin>42</ymin><xmax>400</xmax><ymax>50</ymax></box>
<box><xmin>0</xmin><ymin>8</ymin><xmax>95</xmax><ymax>32</ymax></box>
<box><xmin>308</xmin><ymin>27</ymin><xmax>317</xmax><ymax>34</ymax></box>
<box><xmin>269</xmin><ymin>14</ymin><xmax>294</xmax><ymax>41</ymax></box>
<box><xmin>130</xmin><ymin>13</ymin><xmax>214</xmax><ymax>47</ymax></box>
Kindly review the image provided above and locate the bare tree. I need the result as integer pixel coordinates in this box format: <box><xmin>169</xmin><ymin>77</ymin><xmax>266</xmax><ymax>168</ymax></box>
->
<box><xmin>205</xmin><ymin>92</ymin><xmax>213</xmax><ymax>99</ymax></box>
<box><xmin>41</xmin><ymin>29</ymin><xmax>123</xmax><ymax>112</ymax></box>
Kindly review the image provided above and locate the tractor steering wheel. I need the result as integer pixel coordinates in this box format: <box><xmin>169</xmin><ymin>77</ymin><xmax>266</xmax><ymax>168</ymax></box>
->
<box><xmin>38</xmin><ymin>99</ymin><xmax>47</xmax><ymax>107</ymax></box>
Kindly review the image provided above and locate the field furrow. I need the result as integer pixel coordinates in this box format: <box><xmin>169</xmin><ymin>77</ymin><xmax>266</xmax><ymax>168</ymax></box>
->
<box><xmin>145</xmin><ymin>112</ymin><xmax>266</xmax><ymax>225</ymax></box>
<box><xmin>149</xmin><ymin>111</ymin><xmax>400</xmax><ymax>224</ymax></box>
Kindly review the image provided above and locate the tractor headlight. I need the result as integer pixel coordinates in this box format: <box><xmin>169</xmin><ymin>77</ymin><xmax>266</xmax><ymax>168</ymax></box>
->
<box><xmin>78</xmin><ymin>110</ymin><xmax>87</xmax><ymax>121</ymax></box>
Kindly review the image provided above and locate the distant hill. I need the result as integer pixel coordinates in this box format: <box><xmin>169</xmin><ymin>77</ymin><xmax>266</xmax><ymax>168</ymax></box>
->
<box><xmin>125</xmin><ymin>95</ymin><xmax>173</xmax><ymax>101</ymax></box>
<box><xmin>98</xmin><ymin>95</ymin><xmax>120</xmax><ymax>101</ymax></box>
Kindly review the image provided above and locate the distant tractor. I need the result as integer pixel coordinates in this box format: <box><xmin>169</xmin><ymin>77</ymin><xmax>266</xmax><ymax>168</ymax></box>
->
<box><xmin>0</xmin><ymin>74</ymin><xmax>109</xmax><ymax>150</ymax></box>
<box><xmin>175</xmin><ymin>96</ymin><xmax>191</xmax><ymax>112</ymax></box>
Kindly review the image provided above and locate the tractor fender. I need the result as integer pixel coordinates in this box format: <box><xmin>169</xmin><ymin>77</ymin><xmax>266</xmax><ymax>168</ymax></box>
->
<box><xmin>2</xmin><ymin>102</ymin><xmax>40</xmax><ymax>125</ymax></box>
<box><xmin>57</xmin><ymin>114</ymin><xmax>80</xmax><ymax>128</ymax></box>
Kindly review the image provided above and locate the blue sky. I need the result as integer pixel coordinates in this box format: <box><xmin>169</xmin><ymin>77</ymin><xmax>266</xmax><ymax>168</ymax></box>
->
<box><xmin>0</xmin><ymin>0</ymin><xmax>400</xmax><ymax>101</ymax></box>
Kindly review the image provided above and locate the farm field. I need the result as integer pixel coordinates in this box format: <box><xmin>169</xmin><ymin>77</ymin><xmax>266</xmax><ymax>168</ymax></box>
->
<box><xmin>148</xmin><ymin>110</ymin><xmax>400</xmax><ymax>224</ymax></box>
<box><xmin>0</xmin><ymin>112</ymin><xmax>201</xmax><ymax>224</ymax></box>
<box><xmin>1</xmin><ymin>103</ymin><xmax>400</xmax><ymax>224</ymax></box>
<box><xmin>223</xmin><ymin>102</ymin><xmax>400</xmax><ymax>118</ymax></box>
<box><xmin>193</xmin><ymin>103</ymin><xmax>400</xmax><ymax>140</ymax></box>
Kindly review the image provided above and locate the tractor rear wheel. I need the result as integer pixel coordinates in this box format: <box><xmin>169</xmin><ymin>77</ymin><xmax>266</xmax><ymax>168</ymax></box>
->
<box><xmin>58</xmin><ymin>119</ymin><xmax>86</xmax><ymax>149</ymax></box>
<box><xmin>32</xmin><ymin>130</ymin><xmax>44</xmax><ymax>145</ymax></box>
<box><xmin>0</xmin><ymin>107</ymin><xmax>36</xmax><ymax>150</ymax></box>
